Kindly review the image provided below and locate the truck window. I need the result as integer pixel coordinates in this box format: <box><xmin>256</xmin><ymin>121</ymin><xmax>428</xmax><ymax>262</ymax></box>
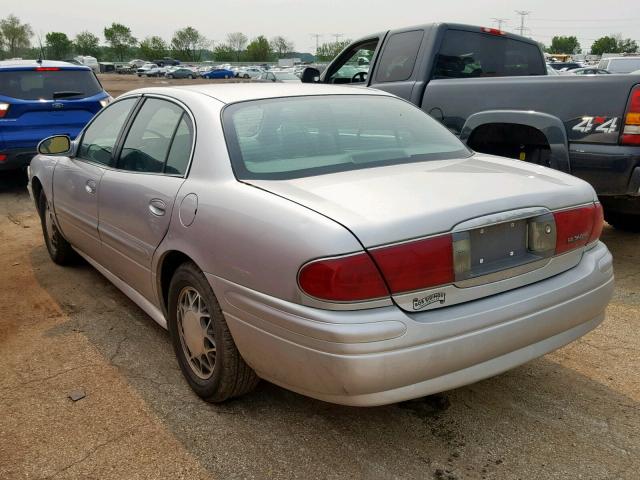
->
<box><xmin>375</xmin><ymin>30</ymin><xmax>424</xmax><ymax>83</ymax></box>
<box><xmin>326</xmin><ymin>40</ymin><xmax>378</xmax><ymax>84</ymax></box>
<box><xmin>432</xmin><ymin>30</ymin><xmax>545</xmax><ymax>79</ymax></box>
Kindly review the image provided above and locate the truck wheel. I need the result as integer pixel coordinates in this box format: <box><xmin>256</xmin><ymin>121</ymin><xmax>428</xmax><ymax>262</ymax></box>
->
<box><xmin>168</xmin><ymin>262</ymin><xmax>259</xmax><ymax>402</ymax></box>
<box><xmin>604</xmin><ymin>210</ymin><xmax>640</xmax><ymax>232</ymax></box>
<box><xmin>38</xmin><ymin>190</ymin><xmax>75</xmax><ymax>265</ymax></box>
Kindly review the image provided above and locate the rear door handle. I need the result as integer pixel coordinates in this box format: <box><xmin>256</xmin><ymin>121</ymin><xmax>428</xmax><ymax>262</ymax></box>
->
<box><xmin>85</xmin><ymin>180</ymin><xmax>97</xmax><ymax>194</ymax></box>
<box><xmin>149</xmin><ymin>199</ymin><xmax>166</xmax><ymax>216</ymax></box>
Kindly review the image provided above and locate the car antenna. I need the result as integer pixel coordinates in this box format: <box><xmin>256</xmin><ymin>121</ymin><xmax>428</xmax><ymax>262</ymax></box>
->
<box><xmin>36</xmin><ymin>32</ymin><xmax>44</xmax><ymax>64</ymax></box>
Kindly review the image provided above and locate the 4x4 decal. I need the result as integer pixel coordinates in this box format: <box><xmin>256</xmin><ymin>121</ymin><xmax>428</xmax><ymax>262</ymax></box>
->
<box><xmin>572</xmin><ymin>116</ymin><xmax>619</xmax><ymax>134</ymax></box>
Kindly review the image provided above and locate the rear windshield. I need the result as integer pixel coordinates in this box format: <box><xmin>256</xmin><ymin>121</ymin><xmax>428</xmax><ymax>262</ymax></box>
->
<box><xmin>433</xmin><ymin>30</ymin><xmax>545</xmax><ymax>79</ymax></box>
<box><xmin>222</xmin><ymin>95</ymin><xmax>471</xmax><ymax>180</ymax></box>
<box><xmin>0</xmin><ymin>69</ymin><xmax>103</xmax><ymax>100</ymax></box>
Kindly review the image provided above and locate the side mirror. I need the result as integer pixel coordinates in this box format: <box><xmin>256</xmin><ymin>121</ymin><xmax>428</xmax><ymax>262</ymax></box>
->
<box><xmin>301</xmin><ymin>67</ymin><xmax>321</xmax><ymax>83</ymax></box>
<box><xmin>38</xmin><ymin>135</ymin><xmax>71</xmax><ymax>155</ymax></box>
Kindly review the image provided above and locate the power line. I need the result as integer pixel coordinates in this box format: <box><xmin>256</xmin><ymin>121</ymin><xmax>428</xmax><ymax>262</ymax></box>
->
<box><xmin>491</xmin><ymin>18</ymin><xmax>508</xmax><ymax>30</ymax></box>
<box><xmin>332</xmin><ymin>33</ymin><xmax>344</xmax><ymax>42</ymax></box>
<box><xmin>515</xmin><ymin>10</ymin><xmax>531</xmax><ymax>37</ymax></box>
<box><xmin>310</xmin><ymin>33</ymin><xmax>322</xmax><ymax>52</ymax></box>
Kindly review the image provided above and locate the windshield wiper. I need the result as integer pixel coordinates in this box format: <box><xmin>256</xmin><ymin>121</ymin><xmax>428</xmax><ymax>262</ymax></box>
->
<box><xmin>52</xmin><ymin>91</ymin><xmax>84</xmax><ymax>99</ymax></box>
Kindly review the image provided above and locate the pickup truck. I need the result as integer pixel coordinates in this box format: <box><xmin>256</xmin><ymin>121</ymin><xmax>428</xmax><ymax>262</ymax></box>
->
<box><xmin>302</xmin><ymin>23</ymin><xmax>640</xmax><ymax>231</ymax></box>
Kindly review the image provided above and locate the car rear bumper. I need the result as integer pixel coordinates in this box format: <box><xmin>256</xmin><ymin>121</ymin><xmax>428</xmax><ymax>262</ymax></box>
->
<box><xmin>208</xmin><ymin>242</ymin><xmax>614</xmax><ymax>406</ymax></box>
<box><xmin>570</xmin><ymin>143</ymin><xmax>640</xmax><ymax>196</ymax></box>
<box><xmin>0</xmin><ymin>148</ymin><xmax>36</xmax><ymax>171</ymax></box>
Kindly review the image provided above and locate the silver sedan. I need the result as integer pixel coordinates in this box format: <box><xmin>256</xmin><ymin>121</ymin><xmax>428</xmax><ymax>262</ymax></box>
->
<box><xmin>28</xmin><ymin>84</ymin><xmax>614</xmax><ymax>406</ymax></box>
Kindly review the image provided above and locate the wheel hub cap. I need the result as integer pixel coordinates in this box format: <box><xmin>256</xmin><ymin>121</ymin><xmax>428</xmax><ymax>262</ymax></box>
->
<box><xmin>177</xmin><ymin>286</ymin><xmax>216</xmax><ymax>379</ymax></box>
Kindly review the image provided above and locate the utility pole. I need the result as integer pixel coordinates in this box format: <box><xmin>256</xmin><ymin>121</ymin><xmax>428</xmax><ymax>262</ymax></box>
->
<box><xmin>491</xmin><ymin>18</ymin><xmax>508</xmax><ymax>30</ymax></box>
<box><xmin>310</xmin><ymin>33</ymin><xmax>322</xmax><ymax>53</ymax></box>
<box><xmin>332</xmin><ymin>33</ymin><xmax>344</xmax><ymax>43</ymax></box>
<box><xmin>515</xmin><ymin>10</ymin><xmax>530</xmax><ymax>37</ymax></box>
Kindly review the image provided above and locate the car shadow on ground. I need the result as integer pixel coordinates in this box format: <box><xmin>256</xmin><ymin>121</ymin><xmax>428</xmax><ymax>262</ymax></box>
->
<box><xmin>29</xmin><ymin>225</ymin><xmax>639</xmax><ymax>479</ymax></box>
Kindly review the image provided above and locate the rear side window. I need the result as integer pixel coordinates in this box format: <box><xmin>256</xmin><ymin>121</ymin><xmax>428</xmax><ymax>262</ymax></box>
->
<box><xmin>77</xmin><ymin>98</ymin><xmax>137</xmax><ymax>165</ymax></box>
<box><xmin>119</xmin><ymin>98</ymin><xmax>186</xmax><ymax>174</ymax></box>
<box><xmin>375</xmin><ymin>30</ymin><xmax>424</xmax><ymax>83</ymax></box>
<box><xmin>0</xmin><ymin>69</ymin><xmax>103</xmax><ymax>100</ymax></box>
<box><xmin>165</xmin><ymin>115</ymin><xmax>194</xmax><ymax>175</ymax></box>
<box><xmin>433</xmin><ymin>30</ymin><xmax>545</xmax><ymax>79</ymax></box>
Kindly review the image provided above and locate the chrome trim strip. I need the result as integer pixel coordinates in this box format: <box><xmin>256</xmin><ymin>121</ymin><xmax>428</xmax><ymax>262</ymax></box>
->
<box><xmin>452</xmin><ymin>207</ymin><xmax>550</xmax><ymax>232</ymax></box>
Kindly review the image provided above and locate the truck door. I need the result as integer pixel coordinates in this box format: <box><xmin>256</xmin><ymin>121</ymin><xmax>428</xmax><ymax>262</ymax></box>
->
<box><xmin>368</xmin><ymin>29</ymin><xmax>425</xmax><ymax>101</ymax></box>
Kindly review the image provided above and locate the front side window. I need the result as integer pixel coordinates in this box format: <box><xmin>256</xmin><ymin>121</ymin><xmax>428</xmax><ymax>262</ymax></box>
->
<box><xmin>77</xmin><ymin>98</ymin><xmax>137</xmax><ymax>165</ymax></box>
<box><xmin>119</xmin><ymin>98</ymin><xmax>186</xmax><ymax>173</ymax></box>
<box><xmin>222</xmin><ymin>95</ymin><xmax>471</xmax><ymax>180</ymax></box>
<box><xmin>433</xmin><ymin>30</ymin><xmax>545</xmax><ymax>79</ymax></box>
<box><xmin>375</xmin><ymin>30</ymin><xmax>424</xmax><ymax>83</ymax></box>
<box><xmin>326</xmin><ymin>40</ymin><xmax>378</xmax><ymax>84</ymax></box>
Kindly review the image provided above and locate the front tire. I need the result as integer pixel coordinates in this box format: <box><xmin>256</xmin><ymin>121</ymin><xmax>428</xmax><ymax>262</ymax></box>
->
<box><xmin>168</xmin><ymin>262</ymin><xmax>259</xmax><ymax>402</ymax></box>
<box><xmin>38</xmin><ymin>190</ymin><xmax>75</xmax><ymax>265</ymax></box>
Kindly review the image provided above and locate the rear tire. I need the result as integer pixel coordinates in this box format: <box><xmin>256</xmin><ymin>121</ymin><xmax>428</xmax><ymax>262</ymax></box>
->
<box><xmin>604</xmin><ymin>210</ymin><xmax>640</xmax><ymax>232</ymax></box>
<box><xmin>168</xmin><ymin>262</ymin><xmax>259</xmax><ymax>402</ymax></box>
<box><xmin>38</xmin><ymin>190</ymin><xmax>75</xmax><ymax>265</ymax></box>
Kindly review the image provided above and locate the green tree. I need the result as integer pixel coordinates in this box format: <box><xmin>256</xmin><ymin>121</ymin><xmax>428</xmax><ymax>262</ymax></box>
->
<box><xmin>103</xmin><ymin>22</ymin><xmax>136</xmax><ymax>61</ymax></box>
<box><xmin>45</xmin><ymin>32</ymin><xmax>72</xmax><ymax>59</ymax></box>
<box><xmin>0</xmin><ymin>14</ymin><xmax>33</xmax><ymax>58</ymax></box>
<box><xmin>590</xmin><ymin>36</ymin><xmax>618</xmax><ymax>56</ymax></box>
<box><xmin>171</xmin><ymin>27</ymin><xmax>208</xmax><ymax>62</ymax></box>
<box><xmin>226</xmin><ymin>32</ymin><xmax>248</xmax><ymax>62</ymax></box>
<box><xmin>616</xmin><ymin>36</ymin><xmax>638</xmax><ymax>54</ymax></box>
<box><xmin>315</xmin><ymin>40</ymin><xmax>351</xmax><ymax>62</ymax></box>
<box><xmin>213</xmin><ymin>43</ymin><xmax>235</xmax><ymax>62</ymax></box>
<box><xmin>590</xmin><ymin>35</ymin><xmax>638</xmax><ymax>55</ymax></box>
<box><xmin>547</xmin><ymin>36</ymin><xmax>581</xmax><ymax>54</ymax></box>
<box><xmin>245</xmin><ymin>35</ymin><xmax>272</xmax><ymax>62</ymax></box>
<box><xmin>139</xmin><ymin>36</ymin><xmax>168</xmax><ymax>60</ymax></box>
<box><xmin>270</xmin><ymin>36</ymin><xmax>294</xmax><ymax>58</ymax></box>
<box><xmin>74</xmin><ymin>31</ymin><xmax>100</xmax><ymax>57</ymax></box>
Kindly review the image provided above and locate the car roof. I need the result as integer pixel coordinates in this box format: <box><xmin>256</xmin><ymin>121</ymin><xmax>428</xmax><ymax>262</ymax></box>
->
<box><xmin>125</xmin><ymin>83</ymin><xmax>392</xmax><ymax>104</ymax></box>
<box><xmin>0</xmin><ymin>59</ymin><xmax>91</xmax><ymax>70</ymax></box>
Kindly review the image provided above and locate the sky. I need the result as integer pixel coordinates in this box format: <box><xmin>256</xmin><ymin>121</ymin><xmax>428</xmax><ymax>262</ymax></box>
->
<box><xmin>9</xmin><ymin>0</ymin><xmax>640</xmax><ymax>53</ymax></box>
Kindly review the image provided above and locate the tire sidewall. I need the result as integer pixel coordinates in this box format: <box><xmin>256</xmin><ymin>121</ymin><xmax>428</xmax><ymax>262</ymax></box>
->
<box><xmin>168</xmin><ymin>265</ymin><xmax>228</xmax><ymax>397</ymax></box>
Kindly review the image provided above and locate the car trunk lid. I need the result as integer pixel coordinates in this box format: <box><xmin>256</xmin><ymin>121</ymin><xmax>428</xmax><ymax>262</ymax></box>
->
<box><xmin>248</xmin><ymin>154</ymin><xmax>595</xmax><ymax>247</ymax></box>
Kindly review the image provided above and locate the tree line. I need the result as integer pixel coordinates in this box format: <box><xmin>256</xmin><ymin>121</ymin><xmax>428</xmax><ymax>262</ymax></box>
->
<box><xmin>0</xmin><ymin>14</ymin><xmax>315</xmax><ymax>63</ymax></box>
<box><xmin>545</xmin><ymin>35</ymin><xmax>638</xmax><ymax>56</ymax></box>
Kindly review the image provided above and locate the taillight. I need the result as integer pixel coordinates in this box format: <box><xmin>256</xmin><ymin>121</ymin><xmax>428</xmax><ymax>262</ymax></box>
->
<box><xmin>621</xmin><ymin>85</ymin><xmax>640</xmax><ymax>145</ymax></box>
<box><xmin>588</xmin><ymin>203</ymin><xmax>604</xmax><ymax>244</ymax></box>
<box><xmin>0</xmin><ymin>154</ymin><xmax>7</xmax><ymax>163</ymax></box>
<box><xmin>370</xmin><ymin>234</ymin><xmax>454</xmax><ymax>294</ymax></box>
<box><xmin>298</xmin><ymin>252</ymin><xmax>389</xmax><ymax>302</ymax></box>
<box><xmin>35</xmin><ymin>67</ymin><xmax>60</xmax><ymax>71</ymax></box>
<box><xmin>0</xmin><ymin>102</ymin><xmax>9</xmax><ymax>118</ymax></box>
<box><xmin>553</xmin><ymin>203</ymin><xmax>602</xmax><ymax>254</ymax></box>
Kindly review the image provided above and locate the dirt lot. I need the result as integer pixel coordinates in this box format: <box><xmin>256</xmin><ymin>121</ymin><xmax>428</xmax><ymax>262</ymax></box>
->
<box><xmin>0</xmin><ymin>75</ymin><xmax>639</xmax><ymax>479</ymax></box>
<box><xmin>97</xmin><ymin>73</ymin><xmax>249</xmax><ymax>98</ymax></box>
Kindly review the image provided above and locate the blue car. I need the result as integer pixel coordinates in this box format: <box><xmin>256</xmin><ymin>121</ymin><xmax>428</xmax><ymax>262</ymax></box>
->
<box><xmin>201</xmin><ymin>68</ymin><xmax>235</xmax><ymax>79</ymax></box>
<box><xmin>0</xmin><ymin>60</ymin><xmax>110</xmax><ymax>171</ymax></box>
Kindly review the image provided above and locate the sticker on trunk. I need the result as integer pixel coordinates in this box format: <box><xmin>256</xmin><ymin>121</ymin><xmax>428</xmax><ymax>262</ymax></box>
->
<box><xmin>413</xmin><ymin>292</ymin><xmax>446</xmax><ymax>310</ymax></box>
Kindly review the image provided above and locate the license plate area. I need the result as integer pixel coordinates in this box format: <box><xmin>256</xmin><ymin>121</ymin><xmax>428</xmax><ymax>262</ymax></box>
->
<box><xmin>452</xmin><ymin>214</ymin><xmax>556</xmax><ymax>284</ymax></box>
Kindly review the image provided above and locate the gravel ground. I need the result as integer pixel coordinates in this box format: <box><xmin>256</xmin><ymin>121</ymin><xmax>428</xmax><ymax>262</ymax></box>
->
<box><xmin>0</xmin><ymin>75</ymin><xmax>638</xmax><ymax>479</ymax></box>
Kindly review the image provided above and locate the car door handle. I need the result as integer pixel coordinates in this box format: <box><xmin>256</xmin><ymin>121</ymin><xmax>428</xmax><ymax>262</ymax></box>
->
<box><xmin>85</xmin><ymin>180</ymin><xmax>97</xmax><ymax>194</ymax></box>
<box><xmin>149</xmin><ymin>199</ymin><xmax>166</xmax><ymax>216</ymax></box>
